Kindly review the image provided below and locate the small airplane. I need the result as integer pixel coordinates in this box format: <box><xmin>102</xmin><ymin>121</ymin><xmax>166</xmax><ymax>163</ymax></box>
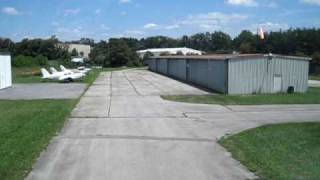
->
<box><xmin>41</xmin><ymin>68</ymin><xmax>85</xmax><ymax>82</ymax></box>
<box><xmin>60</xmin><ymin>65</ymin><xmax>91</xmax><ymax>74</ymax></box>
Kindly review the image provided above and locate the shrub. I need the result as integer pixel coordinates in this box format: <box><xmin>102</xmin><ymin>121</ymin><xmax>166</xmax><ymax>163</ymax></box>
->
<box><xmin>312</xmin><ymin>52</ymin><xmax>320</xmax><ymax>65</ymax></box>
<box><xmin>176</xmin><ymin>51</ymin><xmax>184</xmax><ymax>55</ymax></box>
<box><xmin>12</xmin><ymin>55</ymin><xmax>34</xmax><ymax>67</ymax></box>
<box><xmin>35</xmin><ymin>55</ymin><xmax>49</xmax><ymax>66</ymax></box>
<box><xmin>12</xmin><ymin>55</ymin><xmax>49</xmax><ymax>67</ymax></box>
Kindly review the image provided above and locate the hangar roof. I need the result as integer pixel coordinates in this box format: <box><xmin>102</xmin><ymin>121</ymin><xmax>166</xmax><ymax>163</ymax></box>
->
<box><xmin>152</xmin><ymin>54</ymin><xmax>311</xmax><ymax>61</ymax></box>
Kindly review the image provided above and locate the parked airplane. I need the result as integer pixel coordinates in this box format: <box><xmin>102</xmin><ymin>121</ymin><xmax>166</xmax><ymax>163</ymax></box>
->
<box><xmin>60</xmin><ymin>65</ymin><xmax>91</xmax><ymax>74</ymax></box>
<box><xmin>41</xmin><ymin>68</ymin><xmax>84</xmax><ymax>82</ymax></box>
<box><xmin>50</xmin><ymin>67</ymin><xmax>72</xmax><ymax>74</ymax></box>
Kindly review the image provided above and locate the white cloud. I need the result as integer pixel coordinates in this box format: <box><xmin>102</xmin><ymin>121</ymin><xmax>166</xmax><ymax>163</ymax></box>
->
<box><xmin>124</xmin><ymin>30</ymin><xmax>145</xmax><ymax>35</ymax></box>
<box><xmin>301</xmin><ymin>0</ymin><xmax>320</xmax><ymax>5</ymax></box>
<box><xmin>143</xmin><ymin>23</ymin><xmax>160</xmax><ymax>29</ymax></box>
<box><xmin>165</xmin><ymin>24</ymin><xmax>180</xmax><ymax>30</ymax></box>
<box><xmin>225</xmin><ymin>0</ymin><xmax>258</xmax><ymax>7</ymax></box>
<box><xmin>181</xmin><ymin>12</ymin><xmax>248</xmax><ymax>27</ymax></box>
<box><xmin>267</xmin><ymin>2</ymin><xmax>278</xmax><ymax>8</ymax></box>
<box><xmin>2</xmin><ymin>7</ymin><xmax>19</xmax><ymax>15</ymax></box>
<box><xmin>95</xmin><ymin>9</ymin><xmax>101</xmax><ymax>14</ymax></box>
<box><xmin>55</xmin><ymin>26</ymin><xmax>95</xmax><ymax>40</ymax></box>
<box><xmin>64</xmin><ymin>8</ymin><xmax>80</xmax><ymax>16</ymax></box>
<box><xmin>100</xmin><ymin>24</ymin><xmax>111</xmax><ymax>30</ymax></box>
<box><xmin>121</xmin><ymin>11</ymin><xmax>127</xmax><ymax>16</ymax></box>
<box><xmin>51</xmin><ymin>22</ymin><xmax>59</xmax><ymax>26</ymax></box>
<box><xmin>199</xmin><ymin>24</ymin><xmax>220</xmax><ymax>30</ymax></box>
<box><xmin>250</xmin><ymin>22</ymin><xmax>289</xmax><ymax>33</ymax></box>
<box><xmin>119</xmin><ymin>0</ymin><xmax>132</xmax><ymax>4</ymax></box>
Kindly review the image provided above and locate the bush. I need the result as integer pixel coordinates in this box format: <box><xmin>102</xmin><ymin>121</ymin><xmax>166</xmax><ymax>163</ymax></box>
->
<box><xmin>312</xmin><ymin>52</ymin><xmax>320</xmax><ymax>65</ymax></box>
<box><xmin>35</xmin><ymin>55</ymin><xmax>49</xmax><ymax>66</ymax></box>
<box><xmin>12</xmin><ymin>55</ymin><xmax>48</xmax><ymax>67</ymax></box>
<box><xmin>12</xmin><ymin>55</ymin><xmax>34</xmax><ymax>67</ymax></box>
<box><xmin>176</xmin><ymin>51</ymin><xmax>184</xmax><ymax>55</ymax></box>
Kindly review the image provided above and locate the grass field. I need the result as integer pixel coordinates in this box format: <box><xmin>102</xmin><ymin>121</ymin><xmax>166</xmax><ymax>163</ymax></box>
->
<box><xmin>12</xmin><ymin>67</ymin><xmax>42</xmax><ymax>83</ymax></box>
<box><xmin>12</xmin><ymin>66</ymin><xmax>145</xmax><ymax>84</ymax></box>
<box><xmin>162</xmin><ymin>87</ymin><xmax>320</xmax><ymax>105</ymax></box>
<box><xmin>310</xmin><ymin>74</ymin><xmax>320</xmax><ymax>80</ymax></box>
<box><xmin>0</xmin><ymin>100</ymin><xmax>77</xmax><ymax>180</ymax></box>
<box><xmin>219</xmin><ymin>122</ymin><xmax>320</xmax><ymax>179</ymax></box>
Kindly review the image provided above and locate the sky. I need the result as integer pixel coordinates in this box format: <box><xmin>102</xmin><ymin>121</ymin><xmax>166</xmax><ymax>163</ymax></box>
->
<box><xmin>1</xmin><ymin>0</ymin><xmax>320</xmax><ymax>42</ymax></box>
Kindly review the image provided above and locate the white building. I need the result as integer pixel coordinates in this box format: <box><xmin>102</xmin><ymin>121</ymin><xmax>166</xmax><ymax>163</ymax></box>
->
<box><xmin>68</xmin><ymin>44</ymin><xmax>91</xmax><ymax>59</ymax></box>
<box><xmin>71</xmin><ymin>57</ymin><xmax>84</xmax><ymax>63</ymax></box>
<box><xmin>137</xmin><ymin>47</ymin><xmax>203</xmax><ymax>58</ymax></box>
<box><xmin>0</xmin><ymin>53</ymin><xmax>12</xmax><ymax>90</ymax></box>
<box><xmin>58</xmin><ymin>43</ymin><xmax>91</xmax><ymax>60</ymax></box>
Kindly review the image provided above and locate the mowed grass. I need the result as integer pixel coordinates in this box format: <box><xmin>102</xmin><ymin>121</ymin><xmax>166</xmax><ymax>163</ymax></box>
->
<box><xmin>12</xmin><ymin>67</ymin><xmax>101</xmax><ymax>84</ymax></box>
<box><xmin>0</xmin><ymin>100</ymin><xmax>77</xmax><ymax>180</ymax></box>
<box><xmin>12</xmin><ymin>67</ymin><xmax>42</xmax><ymax>83</ymax></box>
<box><xmin>219</xmin><ymin>123</ymin><xmax>320</xmax><ymax>179</ymax></box>
<box><xmin>162</xmin><ymin>87</ymin><xmax>320</xmax><ymax>105</ymax></box>
<box><xmin>12</xmin><ymin>66</ymin><xmax>146</xmax><ymax>84</ymax></box>
<box><xmin>82</xmin><ymin>68</ymin><xmax>101</xmax><ymax>84</ymax></box>
<box><xmin>309</xmin><ymin>74</ymin><xmax>320</xmax><ymax>80</ymax></box>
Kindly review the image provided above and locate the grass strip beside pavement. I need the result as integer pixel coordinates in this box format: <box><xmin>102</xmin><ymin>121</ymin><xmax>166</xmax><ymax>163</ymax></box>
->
<box><xmin>12</xmin><ymin>66</ymin><xmax>146</xmax><ymax>84</ymax></box>
<box><xmin>82</xmin><ymin>68</ymin><xmax>101</xmax><ymax>85</ymax></box>
<box><xmin>12</xmin><ymin>67</ymin><xmax>42</xmax><ymax>84</ymax></box>
<box><xmin>162</xmin><ymin>87</ymin><xmax>320</xmax><ymax>105</ymax></box>
<box><xmin>309</xmin><ymin>75</ymin><xmax>320</xmax><ymax>81</ymax></box>
<box><xmin>219</xmin><ymin>122</ymin><xmax>320</xmax><ymax>179</ymax></box>
<box><xmin>0</xmin><ymin>100</ymin><xmax>77</xmax><ymax>180</ymax></box>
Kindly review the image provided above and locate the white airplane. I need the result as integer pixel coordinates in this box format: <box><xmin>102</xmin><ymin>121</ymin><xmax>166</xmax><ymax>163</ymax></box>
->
<box><xmin>50</xmin><ymin>67</ymin><xmax>72</xmax><ymax>74</ymax></box>
<box><xmin>77</xmin><ymin>66</ymin><xmax>92</xmax><ymax>72</ymax></box>
<box><xmin>60</xmin><ymin>65</ymin><xmax>91</xmax><ymax>74</ymax></box>
<box><xmin>41</xmin><ymin>68</ymin><xmax>84</xmax><ymax>82</ymax></box>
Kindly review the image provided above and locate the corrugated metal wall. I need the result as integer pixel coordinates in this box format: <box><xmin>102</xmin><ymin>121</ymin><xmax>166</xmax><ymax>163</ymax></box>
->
<box><xmin>208</xmin><ymin>61</ymin><xmax>228</xmax><ymax>93</ymax></box>
<box><xmin>156</xmin><ymin>59</ymin><xmax>168</xmax><ymax>74</ymax></box>
<box><xmin>187</xmin><ymin>60</ymin><xmax>227</xmax><ymax>93</ymax></box>
<box><xmin>168</xmin><ymin>59</ymin><xmax>187</xmax><ymax>81</ymax></box>
<box><xmin>148</xmin><ymin>59</ymin><xmax>157</xmax><ymax>71</ymax></box>
<box><xmin>228</xmin><ymin>57</ymin><xmax>309</xmax><ymax>94</ymax></box>
<box><xmin>149</xmin><ymin>56</ymin><xmax>309</xmax><ymax>95</ymax></box>
<box><xmin>271</xmin><ymin>57</ymin><xmax>309</xmax><ymax>93</ymax></box>
<box><xmin>149</xmin><ymin>58</ymin><xmax>228</xmax><ymax>93</ymax></box>
<box><xmin>188</xmin><ymin>60</ymin><xmax>209</xmax><ymax>87</ymax></box>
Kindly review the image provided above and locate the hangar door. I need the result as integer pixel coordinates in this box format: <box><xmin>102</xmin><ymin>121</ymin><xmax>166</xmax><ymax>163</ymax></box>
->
<box><xmin>273</xmin><ymin>74</ymin><xmax>282</xmax><ymax>93</ymax></box>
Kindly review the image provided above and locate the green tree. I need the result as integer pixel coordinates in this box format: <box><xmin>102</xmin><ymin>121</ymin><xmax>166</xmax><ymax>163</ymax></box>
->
<box><xmin>90</xmin><ymin>40</ymin><xmax>109</xmax><ymax>66</ymax></box>
<box><xmin>210</xmin><ymin>31</ymin><xmax>232</xmax><ymax>53</ymax></box>
<box><xmin>0</xmin><ymin>38</ymin><xmax>15</xmax><ymax>52</ymax></box>
<box><xmin>233</xmin><ymin>30</ymin><xmax>256</xmax><ymax>53</ymax></box>
<box><xmin>71</xmin><ymin>48</ymin><xmax>79</xmax><ymax>57</ymax></box>
<box><xmin>108</xmin><ymin>38</ymin><xmax>141</xmax><ymax>67</ymax></box>
<box><xmin>312</xmin><ymin>52</ymin><xmax>320</xmax><ymax>65</ymax></box>
<box><xmin>35</xmin><ymin>55</ymin><xmax>49</xmax><ymax>66</ymax></box>
<box><xmin>176</xmin><ymin>51</ymin><xmax>184</xmax><ymax>55</ymax></box>
<box><xmin>143</xmin><ymin>51</ymin><xmax>154</xmax><ymax>61</ymax></box>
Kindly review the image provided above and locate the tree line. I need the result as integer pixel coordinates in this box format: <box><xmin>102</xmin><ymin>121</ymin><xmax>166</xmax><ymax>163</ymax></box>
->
<box><xmin>1</xmin><ymin>28</ymin><xmax>320</xmax><ymax>67</ymax></box>
<box><xmin>90</xmin><ymin>28</ymin><xmax>320</xmax><ymax>65</ymax></box>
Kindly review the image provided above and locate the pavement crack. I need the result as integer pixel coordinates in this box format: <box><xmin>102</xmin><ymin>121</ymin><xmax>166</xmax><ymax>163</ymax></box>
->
<box><xmin>107</xmin><ymin>71</ymin><xmax>113</xmax><ymax>117</ymax></box>
<box><xmin>125</xmin><ymin>73</ymin><xmax>142</xmax><ymax>96</ymax></box>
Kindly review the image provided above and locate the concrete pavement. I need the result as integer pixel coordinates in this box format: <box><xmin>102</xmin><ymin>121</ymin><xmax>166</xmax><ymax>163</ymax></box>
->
<box><xmin>27</xmin><ymin>69</ymin><xmax>320</xmax><ymax>180</ymax></box>
<box><xmin>0</xmin><ymin>83</ymin><xmax>86</xmax><ymax>100</ymax></box>
<box><xmin>309</xmin><ymin>80</ymin><xmax>320</xmax><ymax>87</ymax></box>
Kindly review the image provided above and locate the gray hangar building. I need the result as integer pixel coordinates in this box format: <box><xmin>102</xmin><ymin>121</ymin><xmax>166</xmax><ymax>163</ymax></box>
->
<box><xmin>147</xmin><ymin>54</ymin><xmax>311</xmax><ymax>95</ymax></box>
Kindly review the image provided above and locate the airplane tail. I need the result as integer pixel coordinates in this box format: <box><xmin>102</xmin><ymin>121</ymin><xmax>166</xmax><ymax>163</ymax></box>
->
<box><xmin>50</xmin><ymin>67</ymin><xmax>58</xmax><ymax>74</ymax></box>
<box><xmin>60</xmin><ymin>65</ymin><xmax>67</xmax><ymax>71</ymax></box>
<box><xmin>41</xmin><ymin>68</ymin><xmax>51</xmax><ymax>79</ymax></box>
